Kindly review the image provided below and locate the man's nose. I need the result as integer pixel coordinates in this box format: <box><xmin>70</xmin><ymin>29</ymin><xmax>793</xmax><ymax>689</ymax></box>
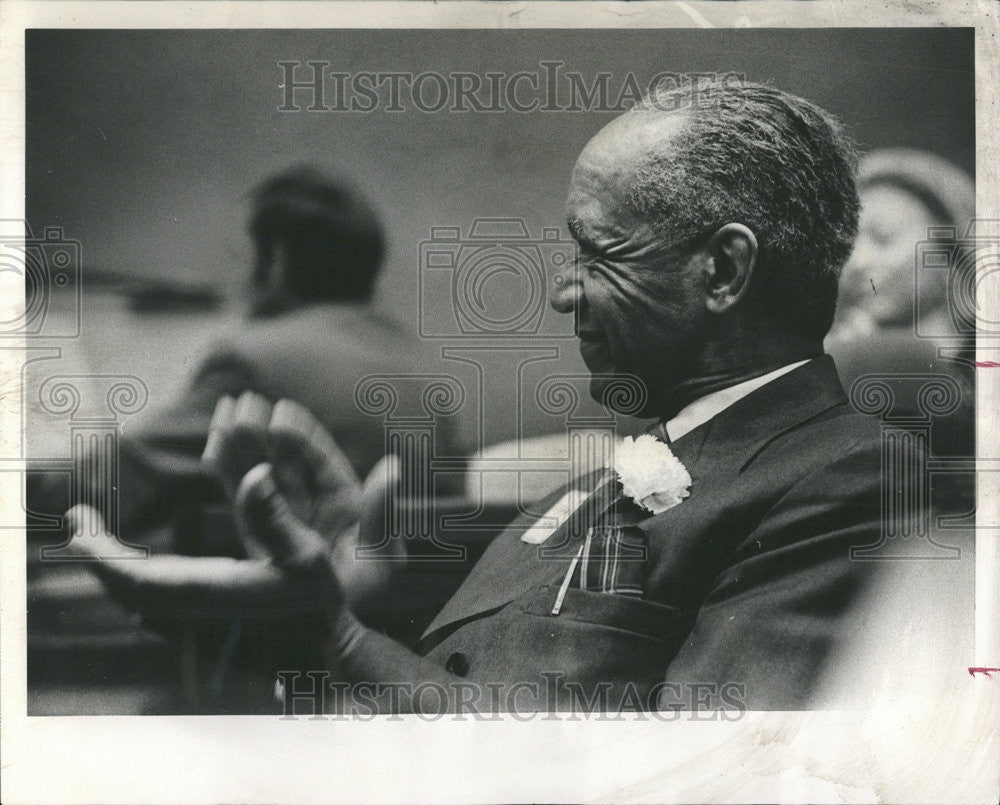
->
<box><xmin>549</xmin><ymin>265</ymin><xmax>584</xmax><ymax>313</ymax></box>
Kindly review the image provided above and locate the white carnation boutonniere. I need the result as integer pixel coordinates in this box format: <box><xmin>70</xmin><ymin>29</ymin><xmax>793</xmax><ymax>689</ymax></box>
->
<box><xmin>610</xmin><ymin>434</ymin><xmax>692</xmax><ymax>515</ymax></box>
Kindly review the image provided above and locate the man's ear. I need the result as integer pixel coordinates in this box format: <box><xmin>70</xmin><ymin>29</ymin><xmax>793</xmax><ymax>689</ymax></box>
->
<box><xmin>703</xmin><ymin>223</ymin><xmax>758</xmax><ymax>314</ymax></box>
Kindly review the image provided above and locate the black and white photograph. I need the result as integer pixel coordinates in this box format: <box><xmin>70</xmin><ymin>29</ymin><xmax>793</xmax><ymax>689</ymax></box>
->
<box><xmin>1</xmin><ymin>2</ymin><xmax>998</xmax><ymax>803</ymax></box>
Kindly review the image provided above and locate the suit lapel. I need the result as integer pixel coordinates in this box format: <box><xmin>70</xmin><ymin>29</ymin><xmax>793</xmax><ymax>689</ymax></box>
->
<box><xmin>419</xmin><ymin>425</ymin><xmax>711</xmax><ymax>647</ymax></box>
<box><xmin>418</xmin><ymin>356</ymin><xmax>849</xmax><ymax>648</ymax></box>
<box><xmin>686</xmin><ymin>355</ymin><xmax>848</xmax><ymax>476</ymax></box>
<box><xmin>419</xmin><ymin>470</ymin><xmax>613</xmax><ymax>643</ymax></box>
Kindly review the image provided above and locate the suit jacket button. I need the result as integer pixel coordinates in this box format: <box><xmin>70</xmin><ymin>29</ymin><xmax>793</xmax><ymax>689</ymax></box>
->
<box><xmin>445</xmin><ymin>652</ymin><xmax>469</xmax><ymax>677</ymax></box>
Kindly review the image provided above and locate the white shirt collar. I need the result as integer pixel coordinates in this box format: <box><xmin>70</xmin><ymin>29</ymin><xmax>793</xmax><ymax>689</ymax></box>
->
<box><xmin>664</xmin><ymin>359</ymin><xmax>812</xmax><ymax>442</ymax></box>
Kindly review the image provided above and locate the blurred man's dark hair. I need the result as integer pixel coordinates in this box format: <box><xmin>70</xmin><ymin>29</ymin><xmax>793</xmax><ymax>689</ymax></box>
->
<box><xmin>629</xmin><ymin>79</ymin><xmax>860</xmax><ymax>341</ymax></box>
<box><xmin>248</xmin><ymin>166</ymin><xmax>385</xmax><ymax>314</ymax></box>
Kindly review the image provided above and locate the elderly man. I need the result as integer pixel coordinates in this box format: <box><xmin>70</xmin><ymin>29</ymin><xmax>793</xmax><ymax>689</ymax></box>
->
<box><xmin>68</xmin><ymin>79</ymin><xmax>888</xmax><ymax>712</ymax></box>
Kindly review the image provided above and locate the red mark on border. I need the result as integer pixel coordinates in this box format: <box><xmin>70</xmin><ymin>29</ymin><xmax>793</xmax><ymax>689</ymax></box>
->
<box><xmin>975</xmin><ymin>361</ymin><xmax>1000</xmax><ymax>368</ymax></box>
<box><xmin>968</xmin><ymin>667</ymin><xmax>1000</xmax><ymax>678</ymax></box>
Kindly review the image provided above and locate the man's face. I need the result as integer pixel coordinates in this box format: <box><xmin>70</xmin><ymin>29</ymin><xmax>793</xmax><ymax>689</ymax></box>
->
<box><xmin>550</xmin><ymin>113</ymin><xmax>707</xmax><ymax>415</ymax></box>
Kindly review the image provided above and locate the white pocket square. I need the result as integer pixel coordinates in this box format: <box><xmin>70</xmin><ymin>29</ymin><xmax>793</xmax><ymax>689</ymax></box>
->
<box><xmin>520</xmin><ymin>489</ymin><xmax>587</xmax><ymax>544</ymax></box>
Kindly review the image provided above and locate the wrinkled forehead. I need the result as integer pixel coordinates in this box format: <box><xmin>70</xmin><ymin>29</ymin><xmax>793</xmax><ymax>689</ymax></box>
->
<box><xmin>566</xmin><ymin>110</ymin><xmax>688</xmax><ymax>240</ymax></box>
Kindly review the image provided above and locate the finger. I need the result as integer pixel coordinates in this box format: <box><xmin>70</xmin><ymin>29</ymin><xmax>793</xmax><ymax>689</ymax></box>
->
<box><xmin>133</xmin><ymin>556</ymin><xmax>323</xmax><ymax>619</ymax></box>
<box><xmin>358</xmin><ymin>454</ymin><xmax>402</xmax><ymax>556</ymax></box>
<box><xmin>361</xmin><ymin>453</ymin><xmax>401</xmax><ymax>508</ymax></box>
<box><xmin>265</xmin><ymin>400</ymin><xmax>315</xmax><ymax>510</ymax></box>
<box><xmin>211</xmin><ymin>391</ymin><xmax>273</xmax><ymax>490</ymax></box>
<box><xmin>202</xmin><ymin>394</ymin><xmax>236</xmax><ymax>466</ymax></box>
<box><xmin>63</xmin><ymin>504</ymin><xmax>112</xmax><ymax>559</ymax></box>
<box><xmin>268</xmin><ymin>398</ymin><xmax>358</xmax><ymax>493</ymax></box>
<box><xmin>65</xmin><ymin>503</ymin><xmax>106</xmax><ymax>537</ymax></box>
<box><xmin>63</xmin><ymin>505</ymin><xmax>146</xmax><ymax>560</ymax></box>
<box><xmin>232</xmin><ymin>391</ymin><xmax>273</xmax><ymax>448</ymax></box>
<box><xmin>235</xmin><ymin>463</ymin><xmax>332</xmax><ymax>574</ymax></box>
<box><xmin>91</xmin><ymin>554</ymin><xmax>329</xmax><ymax>619</ymax></box>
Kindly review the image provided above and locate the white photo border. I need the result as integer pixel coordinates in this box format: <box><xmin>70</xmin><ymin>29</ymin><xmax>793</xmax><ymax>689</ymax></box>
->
<box><xmin>1</xmin><ymin>2</ymin><xmax>997</xmax><ymax>803</ymax></box>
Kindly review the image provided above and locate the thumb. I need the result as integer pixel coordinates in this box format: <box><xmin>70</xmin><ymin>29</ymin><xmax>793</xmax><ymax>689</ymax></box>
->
<box><xmin>65</xmin><ymin>503</ymin><xmax>106</xmax><ymax>538</ymax></box>
<box><xmin>63</xmin><ymin>504</ymin><xmax>138</xmax><ymax>560</ymax></box>
<box><xmin>235</xmin><ymin>463</ymin><xmax>331</xmax><ymax>574</ymax></box>
<box><xmin>357</xmin><ymin>454</ymin><xmax>401</xmax><ymax>553</ymax></box>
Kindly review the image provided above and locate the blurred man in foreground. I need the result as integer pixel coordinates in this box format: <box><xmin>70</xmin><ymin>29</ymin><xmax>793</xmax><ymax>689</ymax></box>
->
<box><xmin>33</xmin><ymin>166</ymin><xmax>423</xmax><ymax>554</ymax></box>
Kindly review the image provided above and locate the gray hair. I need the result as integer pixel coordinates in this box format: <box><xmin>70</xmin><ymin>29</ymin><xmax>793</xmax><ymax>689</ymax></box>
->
<box><xmin>628</xmin><ymin>78</ymin><xmax>860</xmax><ymax>339</ymax></box>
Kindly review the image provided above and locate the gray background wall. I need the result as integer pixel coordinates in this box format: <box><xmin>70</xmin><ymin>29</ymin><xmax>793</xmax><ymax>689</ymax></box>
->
<box><xmin>25</xmin><ymin>28</ymin><xmax>975</xmax><ymax>450</ymax></box>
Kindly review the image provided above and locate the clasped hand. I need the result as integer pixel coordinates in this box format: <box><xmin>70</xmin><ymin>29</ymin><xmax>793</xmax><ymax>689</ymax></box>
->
<box><xmin>65</xmin><ymin>392</ymin><xmax>401</xmax><ymax>624</ymax></box>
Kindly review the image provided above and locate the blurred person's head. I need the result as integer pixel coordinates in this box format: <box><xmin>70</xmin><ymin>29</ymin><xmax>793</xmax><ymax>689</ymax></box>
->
<box><xmin>248</xmin><ymin>166</ymin><xmax>385</xmax><ymax>317</ymax></box>
<box><xmin>551</xmin><ymin>78</ymin><xmax>860</xmax><ymax>416</ymax></box>
<box><xmin>833</xmin><ymin>148</ymin><xmax>974</xmax><ymax>338</ymax></box>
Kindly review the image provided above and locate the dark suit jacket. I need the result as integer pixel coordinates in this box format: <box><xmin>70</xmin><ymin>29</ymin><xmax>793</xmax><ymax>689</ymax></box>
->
<box><xmin>415</xmin><ymin>357</ymin><xmax>886</xmax><ymax>710</ymax></box>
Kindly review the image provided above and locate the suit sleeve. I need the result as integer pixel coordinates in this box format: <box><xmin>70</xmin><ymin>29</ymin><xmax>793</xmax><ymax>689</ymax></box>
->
<box><xmin>658</xmin><ymin>436</ymin><xmax>884</xmax><ymax>710</ymax></box>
